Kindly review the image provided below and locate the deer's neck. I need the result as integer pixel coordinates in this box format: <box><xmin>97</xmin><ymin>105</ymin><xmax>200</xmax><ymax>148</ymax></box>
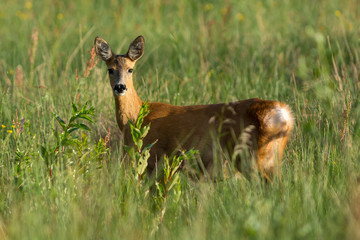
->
<box><xmin>114</xmin><ymin>80</ymin><xmax>142</xmax><ymax>132</ymax></box>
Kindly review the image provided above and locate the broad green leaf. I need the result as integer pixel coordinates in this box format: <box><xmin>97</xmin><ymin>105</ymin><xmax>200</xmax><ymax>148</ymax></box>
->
<box><xmin>80</xmin><ymin>101</ymin><xmax>88</xmax><ymax>112</ymax></box>
<box><xmin>137</xmin><ymin>149</ymin><xmax>149</xmax><ymax>175</ymax></box>
<box><xmin>136</xmin><ymin>139</ymin><xmax>143</xmax><ymax>150</ymax></box>
<box><xmin>155</xmin><ymin>181</ymin><xmax>165</xmax><ymax>196</ymax></box>
<box><xmin>75</xmin><ymin>113</ymin><xmax>94</xmax><ymax>123</ymax></box>
<box><xmin>143</xmin><ymin>140</ymin><xmax>158</xmax><ymax>152</ymax></box>
<box><xmin>67</xmin><ymin>127</ymin><xmax>79</xmax><ymax>134</ymax></box>
<box><xmin>53</xmin><ymin>113</ymin><xmax>66</xmax><ymax>131</ymax></box>
<box><xmin>171</xmin><ymin>158</ymin><xmax>183</xmax><ymax>176</ymax></box>
<box><xmin>167</xmin><ymin>173</ymin><xmax>180</xmax><ymax>192</ymax></box>
<box><xmin>131</xmin><ymin>128</ymin><xmax>141</xmax><ymax>144</ymax></box>
<box><xmin>141</xmin><ymin>125</ymin><xmax>151</xmax><ymax>138</ymax></box>
<box><xmin>71</xmin><ymin>102</ymin><xmax>78</xmax><ymax>114</ymax></box>
<box><xmin>68</xmin><ymin>123</ymin><xmax>91</xmax><ymax>132</ymax></box>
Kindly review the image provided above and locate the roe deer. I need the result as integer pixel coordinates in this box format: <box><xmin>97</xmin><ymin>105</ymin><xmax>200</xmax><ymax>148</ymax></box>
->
<box><xmin>94</xmin><ymin>35</ymin><xmax>294</xmax><ymax>180</ymax></box>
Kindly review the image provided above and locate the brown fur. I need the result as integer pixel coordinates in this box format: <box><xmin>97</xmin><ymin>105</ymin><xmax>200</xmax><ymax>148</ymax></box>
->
<box><xmin>94</xmin><ymin>36</ymin><xmax>294</xmax><ymax>180</ymax></box>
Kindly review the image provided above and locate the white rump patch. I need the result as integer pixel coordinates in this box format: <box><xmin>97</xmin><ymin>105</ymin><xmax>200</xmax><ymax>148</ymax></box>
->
<box><xmin>264</xmin><ymin>106</ymin><xmax>293</xmax><ymax>132</ymax></box>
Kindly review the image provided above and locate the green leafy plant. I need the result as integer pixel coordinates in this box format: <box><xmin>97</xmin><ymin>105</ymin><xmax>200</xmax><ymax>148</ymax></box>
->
<box><xmin>52</xmin><ymin>102</ymin><xmax>94</xmax><ymax>152</ymax></box>
<box><xmin>40</xmin><ymin>102</ymin><xmax>107</xmax><ymax>179</ymax></box>
<box><xmin>13</xmin><ymin>148</ymin><xmax>32</xmax><ymax>190</ymax></box>
<box><xmin>124</xmin><ymin>101</ymin><xmax>157</xmax><ymax>185</ymax></box>
<box><xmin>155</xmin><ymin>149</ymin><xmax>198</xmax><ymax>223</ymax></box>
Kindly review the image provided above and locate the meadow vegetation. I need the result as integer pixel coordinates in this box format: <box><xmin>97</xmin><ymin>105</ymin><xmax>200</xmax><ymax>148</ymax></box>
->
<box><xmin>0</xmin><ymin>0</ymin><xmax>360</xmax><ymax>239</ymax></box>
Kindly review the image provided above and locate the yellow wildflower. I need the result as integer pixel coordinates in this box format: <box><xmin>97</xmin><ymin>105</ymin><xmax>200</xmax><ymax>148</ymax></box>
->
<box><xmin>25</xmin><ymin>1</ymin><xmax>33</xmax><ymax>9</ymax></box>
<box><xmin>335</xmin><ymin>10</ymin><xmax>341</xmax><ymax>17</ymax></box>
<box><xmin>12</xmin><ymin>125</ymin><xmax>15</xmax><ymax>128</ymax></box>
<box><xmin>57</xmin><ymin>13</ymin><xmax>63</xmax><ymax>20</ymax></box>
<box><xmin>204</xmin><ymin>4</ymin><xmax>214</xmax><ymax>11</ymax></box>
<box><xmin>7</xmin><ymin>130</ymin><xmax>12</xmax><ymax>133</ymax></box>
<box><xmin>9</xmin><ymin>69</ymin><xmax>14</xmax><ymax>75</ymax></box>
<box><xmin>1</xmin><ymin>125</ymin><xmax>5</xmax><ymax>128</ymax></box>
<box><xmin>236</xmin><ymin>13</ymin><xmax>244</xmax><ymax>21</ymax></box>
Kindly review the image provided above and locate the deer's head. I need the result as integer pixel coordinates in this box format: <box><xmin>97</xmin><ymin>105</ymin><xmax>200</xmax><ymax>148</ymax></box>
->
<box><xmin>94</xmin><ymin>36</ymin><xmax>145</xmax><ymax>96</ymax></box>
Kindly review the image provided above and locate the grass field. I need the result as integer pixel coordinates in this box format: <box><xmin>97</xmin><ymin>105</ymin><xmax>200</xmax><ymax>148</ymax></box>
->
<box><xmin>1</xmin><ymin>0</ymin><xmax>360</xmax><ymax>239</ymax></box>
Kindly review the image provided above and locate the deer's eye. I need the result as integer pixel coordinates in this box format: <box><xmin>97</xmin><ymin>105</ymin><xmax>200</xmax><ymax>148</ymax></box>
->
<box><xmin>128</xmin><ymin>69</ymin><xmax>133</xmax><ymax>73</ymax></box>
<box><xmin>108</xmin><ymin>69</ymin><xmax>114</xmax><ymax>74</ymax></box>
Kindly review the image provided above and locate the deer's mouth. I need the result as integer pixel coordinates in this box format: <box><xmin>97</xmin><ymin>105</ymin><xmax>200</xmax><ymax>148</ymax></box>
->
<box><xmin>113</xmin><ymin>84</ymin><xmax>127</xmax><ymax>96</ymax></box>
<box><xmin>114</xmin><ymin>89</ymin><xmax>126</xmax><ymax>96</ymax></box>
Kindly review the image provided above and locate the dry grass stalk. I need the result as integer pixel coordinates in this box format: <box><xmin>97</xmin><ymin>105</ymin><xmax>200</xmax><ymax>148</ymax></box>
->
<box><xmin>84</xmin><ymin>46</ymin><xmax>99</xmax><ymax>78</ymax></box>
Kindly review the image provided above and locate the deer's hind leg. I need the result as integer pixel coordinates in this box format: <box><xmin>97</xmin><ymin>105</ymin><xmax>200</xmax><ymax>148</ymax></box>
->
<box><xmin>256</xmin><ymin>134</ymin><xmax>290</xmax><ymax>182</ymax></box>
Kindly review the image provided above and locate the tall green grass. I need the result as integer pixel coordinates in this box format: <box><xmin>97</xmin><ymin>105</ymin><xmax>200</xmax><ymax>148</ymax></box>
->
<box><xmin>1</xmin><ymin>0</ymin><xmax>360</xmax><ymax>239</ymax></box>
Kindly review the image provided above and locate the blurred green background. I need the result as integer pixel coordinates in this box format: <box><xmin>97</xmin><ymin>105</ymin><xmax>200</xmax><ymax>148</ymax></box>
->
<box><xmin>0</xmin><ymin>0</ymin><xmax>359</xmax><ymax>239</ymax></box>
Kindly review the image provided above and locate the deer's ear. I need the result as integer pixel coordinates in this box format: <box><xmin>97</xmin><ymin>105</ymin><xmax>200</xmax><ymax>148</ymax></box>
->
<box><xmin>94</xmin><ymin>37</ymin><xmax>114</xmax><ymax>62</ymax></box>
<box><xmin>127</xmin><ymin>36</ymin><xmax>145</xmax><ymax>61</ymax></box>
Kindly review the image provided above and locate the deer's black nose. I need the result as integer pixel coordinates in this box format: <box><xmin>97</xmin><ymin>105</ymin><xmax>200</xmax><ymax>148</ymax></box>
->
<box><xmin>114</xmin><ymin>84</ymin><xmax>127</xmax><ymax>92</ymax></box>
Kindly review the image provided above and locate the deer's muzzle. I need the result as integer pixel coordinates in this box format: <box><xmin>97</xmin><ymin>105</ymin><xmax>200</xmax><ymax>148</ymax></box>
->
<box><xmin>113</xmin><ymin>84</ymin><xmax>127</xmax><ymax>96</ymax></box>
